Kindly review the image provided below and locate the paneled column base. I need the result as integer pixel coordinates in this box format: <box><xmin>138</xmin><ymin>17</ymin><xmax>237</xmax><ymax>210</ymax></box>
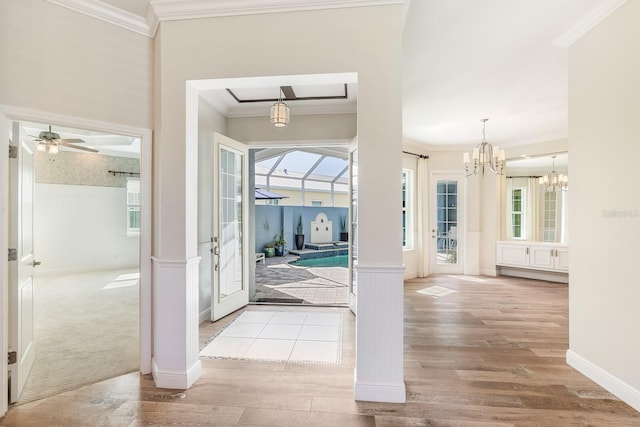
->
<box><xmin>151</xmin><ymin>256</ymin><xmax>202</xmax><ymax>390</ymax></box>
<box><xmin>354</xmin><ymin>264</ymin><xmax>406</xmax><ymax>403</ymax></box>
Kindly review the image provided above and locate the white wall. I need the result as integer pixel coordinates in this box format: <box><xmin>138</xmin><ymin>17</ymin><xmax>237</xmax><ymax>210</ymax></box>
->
<box><xmin>567</xmin><ymin>0</ymin><xmax>640</xmax><ymax>411</ymax></box>
<box><xmin>34</xmin><ymin>184</ymin><xmax>139</xmax><ymax>274</ymax></box>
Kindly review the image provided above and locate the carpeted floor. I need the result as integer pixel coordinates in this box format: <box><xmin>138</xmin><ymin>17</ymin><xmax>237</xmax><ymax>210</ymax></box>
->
<box><xmin>16</xmin><ymin>269</ymin><xmax>139</xmax><ymax>405</ymax></box>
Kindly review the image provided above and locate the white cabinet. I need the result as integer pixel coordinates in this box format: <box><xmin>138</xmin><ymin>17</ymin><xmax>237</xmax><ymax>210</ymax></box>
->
<box><xmin>496</xmin><ymin>241</ymin><xmax>568</xmax><ymax>273</ymax></box>
<box><xmin>496</xmin><ymin>243</ymin><xmax>529</xmax><ymax>267</ymax></box>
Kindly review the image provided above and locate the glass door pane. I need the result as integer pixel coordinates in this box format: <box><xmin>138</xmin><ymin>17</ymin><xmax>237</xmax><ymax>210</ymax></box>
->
<box><xmin>211</xmin><ymin>132</ymin><xmax>248</xmax><ymax>322</ymax></box>
<box><xmin>435</xmin><ymin>180</ymin><xmax>458</xmax><ymax>265</ymax></box>
<box><xmin>219</xmin><ymin>147</ymin><xmax>244</xmax><ymax>299</ymax></box>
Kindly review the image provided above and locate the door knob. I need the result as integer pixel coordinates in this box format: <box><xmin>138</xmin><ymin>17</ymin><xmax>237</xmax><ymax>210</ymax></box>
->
<box><xmin>32</xmin><ymin>260</ymin><xmax>42</xmax><ymax>267</ymax></box>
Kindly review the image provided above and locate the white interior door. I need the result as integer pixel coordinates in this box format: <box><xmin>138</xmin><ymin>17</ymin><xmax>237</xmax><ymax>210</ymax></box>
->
<box><xmin>348</xmin><ymin>142</ymin><xmax>358</xmax><ymax>315</ymax></box>
<box><xmin>211</xmin><ymin>132</ymin><xmax>249</xmax><ymax>321</ymax></box>
<box><xmin>8</xmin><ymin>121</ymin><xmax>36</xmax><ymax>402</ymax></box>
<box><xmin>429</xmin><ymin>172</ymin><xmax>464</xmax><ymax>274</ymax></box>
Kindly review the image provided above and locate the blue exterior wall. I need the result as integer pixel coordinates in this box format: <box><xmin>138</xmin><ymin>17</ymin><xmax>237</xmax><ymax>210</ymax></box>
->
<box><xmin>255</xmin><ymin>205</ymin><xmax>348</xmax><ymax>253</ymax></box>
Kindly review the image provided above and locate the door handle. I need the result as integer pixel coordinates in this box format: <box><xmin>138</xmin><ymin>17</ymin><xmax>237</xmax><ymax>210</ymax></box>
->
<box><xmin>32</xmin><ymin>260</ymin><xmax>41</xmax><ymax>267</ymax></box>
<box><xmin>214</xmin><ymin>246</ymin><xmax>220</xmax><ymax>256</ymax></box>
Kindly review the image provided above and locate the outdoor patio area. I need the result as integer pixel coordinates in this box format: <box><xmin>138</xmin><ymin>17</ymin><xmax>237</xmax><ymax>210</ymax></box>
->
<box><xmin>253</xmin><ymin>255</ymin><xmax>349</xmax><ymax>305</ymax></box>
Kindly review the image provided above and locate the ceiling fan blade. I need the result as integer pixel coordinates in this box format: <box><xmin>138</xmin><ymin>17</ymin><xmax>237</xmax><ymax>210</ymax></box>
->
<box><xmin>58</xmin><ymin>142</ymin><xmax>99</xmax><ymax>153</ymax></box>
<box><xmin>58</xmin><ymin>138</ymin><xmax>85</xmax><ymax>143</ymax></box>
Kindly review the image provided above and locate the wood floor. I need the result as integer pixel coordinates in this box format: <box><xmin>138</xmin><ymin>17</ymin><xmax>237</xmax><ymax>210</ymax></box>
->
<box><xmin>2</xmin><ymin>275</ymin><xmax>639</xmax><ymax>426</ymax></box>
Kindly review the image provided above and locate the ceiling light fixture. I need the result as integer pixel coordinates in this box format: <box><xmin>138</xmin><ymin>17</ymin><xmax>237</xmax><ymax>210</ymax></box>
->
<box><xmin>270</xmin><ymin>87</ymin><xmax>290</xmax><ymax>127</ymax></box>
<box><xmin>37</xmin><ymin>141</ymin><xmax>58</xmax><ymax>154</ymax></box>
<box><xmin>463</xmin><ymin>118</ymin><xmax>505</xmax><ymax>176</ymax></box>
<box><xmin>539</xmin><ymin>155</ymin><xmax>568</xmax><ymax>192</ymax></box>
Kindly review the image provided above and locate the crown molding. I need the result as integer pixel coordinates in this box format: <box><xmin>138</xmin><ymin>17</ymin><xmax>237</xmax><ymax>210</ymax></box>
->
<box><xmin>46</xmin><ymin>0</ymin><xmax>154</xmax><ymax>37</ymax></box>
<box><xmin>149</xmin><ymin>0</ymin><xmax>405</xmax><ymax>22</ymax></box>
<box><xmin>45</xmin><ymin>0</ymin><xmax>405</xmax><ymax>38</ymax></box>
<box><xmin>553</xmin><ymin>0</ymin><xmax>627</xmax><ymax>48</ymax></box>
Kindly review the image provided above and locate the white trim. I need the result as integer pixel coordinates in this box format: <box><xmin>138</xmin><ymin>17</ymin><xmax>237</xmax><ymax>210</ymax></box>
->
<box><xmin>0</xmin><ymin>113</ymin><xmax>9</xmax><ymax>417</ymax></box>
<box><xmin>355</xmin><ymin>264</ymin><xmax>406</xmax><ymax>273</ymax></box>
<box><xmin>553</xmin><ymin>0</ymin><xmax>628</xmax><ymax>48</ymax></box>
<box><xmin>45</xmin><ymin>0</ymin><xmax>154</xmax><ymax>37</ymax></box>
<box><xmin>199</xmin><ymin>307</ymin><xmax>211</xmax><ymax>324</ymax></box>
<box><xmin>354</xmin><ymin>375</ymin><xmax>407</xmax><ymax>403</ymax></box>
<box><xmin>566</xmin><ymin>350</ymin><xmax>640</xmax><ymax>413</ymax></box>
<box><xmin>480</xmin><ymin>268</ymin><xmax>498</xmax><ymax>276</ymax></box>
<box><xmin>152</xmin><ymin>358</ymin><xmax>202</xmax><ymax>390</ymax></box>
<box><xmin>0</xmin><ymin>105</ymin><xmax>153</xmax><ymax>381</ymax></box>
<box><xmin>150</xmin><ymin>0</ymin><xmax>404</xmax><ymax>22</ymax></box>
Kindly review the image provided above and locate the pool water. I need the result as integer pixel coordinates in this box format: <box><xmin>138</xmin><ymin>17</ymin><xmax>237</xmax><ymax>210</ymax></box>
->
<box><xmin>290</xmin><ymin>255</ymin><xmax>348</xmax><ymax>268</ymax></box>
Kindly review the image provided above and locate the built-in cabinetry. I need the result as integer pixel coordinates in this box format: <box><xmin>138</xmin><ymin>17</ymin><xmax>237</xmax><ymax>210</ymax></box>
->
<box><xmin>496</xmin><ymin>241</ymin><xmax>569</xmax><ymax>273</ymax></box>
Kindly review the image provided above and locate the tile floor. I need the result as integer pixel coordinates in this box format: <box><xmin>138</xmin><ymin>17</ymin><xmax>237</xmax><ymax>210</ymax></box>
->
<box><xmin>253</xmin><ymin>255</ymin><xmax>349</xmax><ymax>305</ymax></box>
<box><xmin>200</xmin><ymin>310</ymin><xmax>342</xmax><ymax>364</ymax></box>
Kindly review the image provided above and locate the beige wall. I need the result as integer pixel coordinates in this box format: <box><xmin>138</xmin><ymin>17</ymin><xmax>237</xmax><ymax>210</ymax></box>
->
<box><xmin>0</xmin><ymin>0</ymin><xmax>153</xmax><ymax>129</ymax></box>
<box><xmin>568</xmin><ymin>0</ymin><xmax>640</xmax><ymax>406</ymax></box>
<box><xmin>155</xmin><ymin>5</ymin><xmax>404</xmax><ymax>265</ymax></box>
<box><xmin>228</xmin><ymin>113</ymin><xmax>356</xmax><ymax>143</ymax></box>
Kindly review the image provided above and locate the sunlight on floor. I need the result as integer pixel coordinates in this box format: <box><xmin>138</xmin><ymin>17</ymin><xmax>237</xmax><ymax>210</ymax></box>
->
<box><xmin>200</xmin><ymin>311</ymin><xmax>342</xmax><ymax>364</ymax></box>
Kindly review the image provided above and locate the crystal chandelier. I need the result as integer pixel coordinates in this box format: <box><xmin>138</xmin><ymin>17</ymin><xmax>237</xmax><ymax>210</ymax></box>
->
<box><xmin>463</xmin><ymin>118</ymin><xmax>505</xmax><ymax>176</ymax></box>
<box><xmin>270</xmin><ymin>87</ymin><xmax>290</xmax><ymax>127</ymax></box>
<box><xmin>539</xmin><ymin>156</ymin><xmax>568</xmax><ymax>192</ymax></box>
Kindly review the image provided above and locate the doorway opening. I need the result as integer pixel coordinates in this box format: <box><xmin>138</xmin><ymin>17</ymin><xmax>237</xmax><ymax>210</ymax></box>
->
<box><xmin>7</xmin><ymin>119</ymin><xmax>143</xmax><ymax>405</ymax></box>
<box><xmin>251</xmin><ymin>146</ymin><xmax>351</xmax><ymax>306</ymax></box>
<box><xmin>191</xmin><ymin>73</ymin><xmax>358</xmax><ymax>365</ymax></box>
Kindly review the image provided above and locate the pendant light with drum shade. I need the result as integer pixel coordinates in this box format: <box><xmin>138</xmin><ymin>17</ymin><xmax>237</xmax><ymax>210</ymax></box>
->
<box><xmin>270</xmin><ymin>87</ymin><xmax>290</xmax><ymax>127</ymax></box>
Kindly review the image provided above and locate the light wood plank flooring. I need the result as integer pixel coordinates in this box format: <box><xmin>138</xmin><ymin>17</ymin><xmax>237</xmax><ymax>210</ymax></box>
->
<box><xmin>2</xmin><ymin>275</ymin><xmax>638</xmax><ymax>426</ymax></box>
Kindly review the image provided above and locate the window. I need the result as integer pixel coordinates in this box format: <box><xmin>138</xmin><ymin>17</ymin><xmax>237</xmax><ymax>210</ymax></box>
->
<box><xmin>266</xmin><ymin>199</ymin><xmax>279</xmax><ymax>206</ymax></box>
<box><xmin>402</xmin><ymin>169</ymin><xmax>413</xmax><ymax>249</ymax></box>
<box><xmin>311</xmin><ymin>200</ymin><xmax>323</xmax><ymax>207</ymax></box>
<box><xmin>127</xmin><ymin>178</ymin><xmax>141</xmax><ymax>236</ymax></box>
<box><xmin>511</xmin><ymin>187</ymin><xmax>525</xmax><ymax>239</ymax></box>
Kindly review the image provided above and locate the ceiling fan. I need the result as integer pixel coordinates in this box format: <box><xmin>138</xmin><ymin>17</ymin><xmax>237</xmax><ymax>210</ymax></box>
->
<box><xmin>32</xmin><ymin>125</ymin><xmax>99</xmax><ymax>154</ymax></box>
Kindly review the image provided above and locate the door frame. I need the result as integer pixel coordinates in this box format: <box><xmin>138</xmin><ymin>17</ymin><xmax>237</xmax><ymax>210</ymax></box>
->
<box><xmin>0</xmin><ymin>105</ymin><xmax>152</xmax><ymax>415</ymax></box>
<box><xmin>429</xmin><ymin>170</ymin><xmax>466</xmax><ymax>274</ymax></box>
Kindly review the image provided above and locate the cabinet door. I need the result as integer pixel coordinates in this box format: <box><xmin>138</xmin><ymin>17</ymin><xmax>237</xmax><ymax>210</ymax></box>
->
<box><xmin>529</xmin><ymin>245</ymin><xmax>555</xmax><ymax>270</ymax></box>
<box><xmin>496</xmin><ymin>243</ymin><xmax>529</xmax><ymax>267</ymax></box>
<box><xmin>555</xmin><ymin>247</ymin><xmax>569</xmax><ymax>271</ymax></box>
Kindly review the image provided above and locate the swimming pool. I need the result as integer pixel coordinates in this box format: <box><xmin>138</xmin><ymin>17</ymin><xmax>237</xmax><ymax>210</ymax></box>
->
<box><xmin>290</xmin><ymin>255</ymin><xmax>348</xmax><ymax>268</ymax></box>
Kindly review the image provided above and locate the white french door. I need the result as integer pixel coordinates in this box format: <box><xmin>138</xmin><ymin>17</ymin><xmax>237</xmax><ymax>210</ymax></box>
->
<box><xmin>429</xmin><ymin>172</ymin><xmax>465</xmax><ymax>274</ymax></box>
<box><xmin>211</xmin><ymin>133</ymin><xmax>249</xmax><ymax>321</ymax></box>
<box><xmin>8</xmin><ymin>121</ymin><xmax>37</xmax><ymax>402</ymax></box>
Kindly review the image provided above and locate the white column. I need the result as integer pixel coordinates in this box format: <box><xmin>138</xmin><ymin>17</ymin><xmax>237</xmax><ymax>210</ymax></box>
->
<box><xmin>151</xmin><ymin>256</ymin><xmax>202</xmax><ymax>389</ymax></box>
<box><xmin>354</xmin><ymin>265</ymin><xmax>406</xmax><ymax>403</ymax></box>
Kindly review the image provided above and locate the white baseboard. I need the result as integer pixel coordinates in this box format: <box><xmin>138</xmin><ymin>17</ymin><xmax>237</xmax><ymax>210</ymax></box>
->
<box><xmin>404</xmin><ymin>270</ymin><xmax>417</xmax><ymax>280</ymax></box>
<box><xmin>498</xmin><ymin>266</ymin><xmax>569</xmax><ymax>283</ymax></box>
<box><xmin>480</xmin><ymin>268</ymin><xmax>497</xmax><ymax>276</ymax></box>
<box><xmin>199</xmin><ymin>307</ymin><xmax>211</xmax><ymax>324</ymax></box>
<box><xmin>152</xmin><ymin>358</ymin><xmax>202</xmax><ymax>390</ymax></box>
<box><xmin>354</xmin><ymin>377</ymin><xmax>406</xmax><ymax>403</ymax></box>
<box><xmin>566</xmin><ymin>350</ymin><xmax>640</xmax><ymax>412</ymax></box>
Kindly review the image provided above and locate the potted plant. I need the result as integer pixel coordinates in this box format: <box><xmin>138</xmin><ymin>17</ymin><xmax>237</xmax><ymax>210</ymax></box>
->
<box><xmin>340</xmin><ymin>213</ymin><xmax>349</xmax><ymax>242</ymax></box>
<box><xmin>263</xmin><ymin>242</ymin><xmax>275</xmax><ymax>258</ymax></box>
<box><xmin>295</xmin><ymin>214</ymin><xmax>305</xmax><ymax>250</ymax></box>
<box><xmin>273</xmin><ymin>229</ymin><xmax>286</xmax><ymax>256</ymax></box>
